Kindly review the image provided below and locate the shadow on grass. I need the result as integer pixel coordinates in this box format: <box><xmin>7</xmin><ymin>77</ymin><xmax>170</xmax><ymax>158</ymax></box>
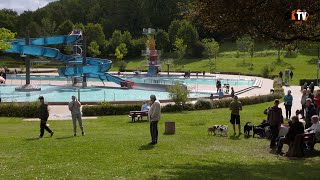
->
<box><xmin>24</xmin><ymin>137</ymin><xmax>49</xmax><ymax>141</ymax></box>
<box><xmin>229</xmin><ymin>135</ymin><xmax>241</xmax><ymax>140</ymax></box>
<box><xmin>128</xmin><ymin>120</ymin><xmax>148</xmax><ymax>124</ymax></box>
<box><xmin>159</xmin><ymin>159</ymin><xmax>320</xmax><ymax>179</ymax></box>
<box><xmin>56</xmin><ymin>136</ymin><xmax>74</xmax><ymax>140</ymax></box>
<box><xmin>138</xmin><ymin>144</ymin><xmax>155</xmax><ymax>150</ymax></box>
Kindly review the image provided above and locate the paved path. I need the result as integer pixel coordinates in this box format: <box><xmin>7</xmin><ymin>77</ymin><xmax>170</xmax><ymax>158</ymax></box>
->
<box><xmin>280</xmin><ymin>86</ymin><xmax>319</xmax><ymax>119</ymax></box>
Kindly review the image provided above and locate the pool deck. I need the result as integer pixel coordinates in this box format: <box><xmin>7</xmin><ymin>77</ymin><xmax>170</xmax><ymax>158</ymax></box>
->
<box><xmin>3</xmin><ymin>69</ymin><xmax>274</xmax><ymax>120</ymax></box>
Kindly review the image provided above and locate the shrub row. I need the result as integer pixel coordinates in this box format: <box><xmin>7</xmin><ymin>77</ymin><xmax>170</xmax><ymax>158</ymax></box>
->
<box><xmin>0</xmin><ymin>102</ymin><xmax>39</xmax><ymax>118</ymax></box>
<box><xmin>81</xmin><ymin>93</ymin><xmax>283</xmax><ymax>116</ymax></box>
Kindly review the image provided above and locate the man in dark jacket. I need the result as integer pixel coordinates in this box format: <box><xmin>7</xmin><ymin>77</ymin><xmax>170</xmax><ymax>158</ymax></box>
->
<box><xmin>38</xmin><ymin>96</ymin><xmax>54</xmax><ymax>139</ymax></box>
<box><xmin>267</xmin><ymin>99</ymin><xmax>283</xmax><ymax>149</ymax></box>
<box><xmin>276</xmin><ymin>116</ymin><xmax>304</xmax><ymax>155</ymax></box>
<box><xmin>305</xmin><ymin>98</ymin><xmax>317</xmax><ymax>129</ymax></box>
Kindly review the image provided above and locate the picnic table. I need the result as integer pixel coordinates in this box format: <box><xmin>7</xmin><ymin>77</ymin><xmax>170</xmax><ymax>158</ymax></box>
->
<box><xmin>128</xmin><ymin>111</ymin><xmax>148</xmax><ymax>122</ymax></box>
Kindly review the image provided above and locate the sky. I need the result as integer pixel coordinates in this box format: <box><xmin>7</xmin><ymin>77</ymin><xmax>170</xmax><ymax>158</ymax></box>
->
<box><xmin>0</xmin><ymin>0</ymin><xmax>58</xmax><ymax>14</ymax></box>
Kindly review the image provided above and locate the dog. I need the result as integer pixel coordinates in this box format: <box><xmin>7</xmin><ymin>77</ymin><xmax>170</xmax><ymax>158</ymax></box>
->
<box><xmin>244</xmin><ymin>122</ymin><xmax>253</xmax><ymax>138</ymax></box>
<box><xmin>208</xmin><ymin>125</ymin><xmax>228</xmax><ymax>136</ymax></box>
<box><xmin>252</xmin><ymin>120</ymin><xmax>270</xmax><ymax>138</ymax></box>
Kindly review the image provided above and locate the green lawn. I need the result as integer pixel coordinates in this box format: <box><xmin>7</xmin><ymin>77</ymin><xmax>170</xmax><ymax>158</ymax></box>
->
<box><xmin>111</xmin><ymin>52</ymin><xmax>318</xmax><ymax>86</ymax></box>
<box><xmin>1</xmin><ymin>102</ymin><xmax>320</xmax><ymax>179</ymax></box>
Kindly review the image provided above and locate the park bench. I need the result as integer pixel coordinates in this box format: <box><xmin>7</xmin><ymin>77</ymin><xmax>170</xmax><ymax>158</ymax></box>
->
<box><xmin>284</xmin><ymin>132</ymin><xmax>316</xmax><ymax>157</ymax></box>
<box><xmin>128</xmin><ymin>111</ymin><xmax>148</xmax><ymax>122</ymax></box>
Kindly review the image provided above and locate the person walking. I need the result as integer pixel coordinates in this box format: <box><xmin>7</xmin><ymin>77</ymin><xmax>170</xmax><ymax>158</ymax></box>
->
<box><xmin>38</xmin><ymin>96</ymin><xmax>54</xmax><ymax>139</ymax></box>
<box><xmin>229</xmin><ymin>96</ymin><xmax>242</xmax><ymax>136</ymax></box>
<box><xmin>267</xmin><ymin>99</ymin><xmax>283</xmax><ymax>149</ymax></box>
<box><xmin>148</xmin><ymin>95</ymin><xmax>161</xmax><ymax>145</ymax></box>
<box><xmin>300</xmin><ymin>89</ymin><xmax>308</xmax><ymax>119</ymax></box>
<box><xmin>68</xmin><ymin>96</ymin><xmax>85</xmax><ymax>136</ymax></box>
<box><xmin>284</xmin><ymin>90</ymin><xmax>293</xmax><ymax>120</ymax></box>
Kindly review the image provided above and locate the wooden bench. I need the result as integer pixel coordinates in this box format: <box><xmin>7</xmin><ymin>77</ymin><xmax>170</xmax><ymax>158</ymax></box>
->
<box><xmin>128</xmin><ymin>111</ymin><xmax>148</xmax><ymax>122</ymax></box>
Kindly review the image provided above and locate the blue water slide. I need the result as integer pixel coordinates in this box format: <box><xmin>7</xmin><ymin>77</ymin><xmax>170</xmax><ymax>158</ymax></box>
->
<box><xmin>4</xmin><ymin>33</ymin><xmax>131</xmax><ymax>86</ymax></box>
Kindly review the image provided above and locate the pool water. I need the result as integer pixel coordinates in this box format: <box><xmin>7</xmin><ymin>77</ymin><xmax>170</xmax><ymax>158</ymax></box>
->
<box><xmin>7</xmin><ymin>75</ymin><xmax>255</xmax><ymax>86</ymax></box>
<box><xmin>0</xmin><ymin>85</ymin><xmax>210</xmax><ymax>102</ymax></box>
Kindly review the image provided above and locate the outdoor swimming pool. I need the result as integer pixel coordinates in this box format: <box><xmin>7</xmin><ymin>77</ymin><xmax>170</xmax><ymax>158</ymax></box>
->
<box><xmin>7</xmin><ymin>74</ymin><xmax>255</xmax><ymax>86</ymax></box>
<box><xmin>0</xmin><ymin>85</ymin><xmax>210</xmax><ymax>102</ymax></box>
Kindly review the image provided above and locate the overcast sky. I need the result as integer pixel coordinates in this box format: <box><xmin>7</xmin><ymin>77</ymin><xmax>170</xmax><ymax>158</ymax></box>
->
<box><xmin>0</xmin><ymin>0</ymin><xmax>58</xmax><ymax>14</ymax></box>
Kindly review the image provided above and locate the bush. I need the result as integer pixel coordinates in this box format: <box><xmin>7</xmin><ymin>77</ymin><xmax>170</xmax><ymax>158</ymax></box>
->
<box><xmin>0</xmin><ymin>102</ymin><xmax>39</xmax><ymax>117</ymax></box>
<box><xmin>167</xmin><ymin>84</ymin><xmax>190</xmax><ymax>107</ymax></box>
<box><xmin>82</xmin><ymin>103</ymin><xmax>141</xmax><ymax>116</ymax></box>
<box><xmin>194</xmin><ymin>98</ymin><xmax>213</xmax><ymax>110</ymax></box>
<box><xmin>261</xmin><ymin>65</ymin><xmax>270</xmax><ymax>78</ymax></box>
<box><xmin>162</xmin><ymin>103</ymin><xmax>194</xmax><ymax>112</ymax></box>
<box><xmin>235</xmin><ymin>50</ymin><xmax>240</xmax><ymax>58</ymax></box>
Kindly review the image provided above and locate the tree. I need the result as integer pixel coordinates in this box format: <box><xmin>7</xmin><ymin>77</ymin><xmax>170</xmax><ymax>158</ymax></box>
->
<box><xmin>56</xmin><ymin>20</ymin><xmax>74</xmax><ymax>35</ymax></box>
<box><xmin>188</xmin><ymin>0</ymin><xmax>320</xmax><ymax>42</ymax></box>
<box><xmin>177</xmin><ymin>20</ymin><xmax>199</xmax><ymax>51</ymax></box>
<box><xmin>0</xmin><ymin>9</ymin><xmax>18</xmax><ymax>32</ymax></box>
<box><xmin>236</xmin><ymin>35</ymin><xmax>254</xmax><ymax>63</ymax></box>
<box><xmin>156</xmin><ymin>29</ymin><xmax>170</xmax><ymax>52</ymax></box>
<box><xmin>173</xmin><ymin>38</ymin><xmax>187</xmax><ymax>61</ymax></box>
<box><xmin>114</xmin><ymin>48</ymin><xmax>124</xmax><ymax>60</ymax></box>
<box><xmin>88</xmin><ymin>41</ymin><xmax>101</xmax><ymax>57</ymax></box>
<box><xmin>85</xmin><ymin>23</ymin><xmax>106</xmax><ymax>47</ymax></box>
<box><xmin>167</xmin><ymin>83</ymin><xmax>190</xmax><ymax>108</ymax></box>
<box><xmin>110</xmin><ymin>30</ymin><xmax>123</xmax><ymax>50</ymax></box>
<box><xmin>41</xmin><ymin>18</ymin><xmax>56</xmax><ymax>36</ymax></box>
<box><xmin>0</xmin><ymin>28</ymin><xmax>15</xmax><ymax>51</ymax></box>
<box><xmin>202</xmin><ymin>38</ymin><xmax>219</xmax><ymax>71</ymax></box>
<box><xmin>168</xmin><ymin>20</ymin><xmax>181</xmax><ymax>47</ymax></box>
<box><xmin>27</xmin><ymin>22</ymin><xmax>42</xmax><ymax>38</ymax></box>
<box><xmin>117</xmin><ymin>43</ymin><xmax>128</xmax><ymax>59</ymax></box>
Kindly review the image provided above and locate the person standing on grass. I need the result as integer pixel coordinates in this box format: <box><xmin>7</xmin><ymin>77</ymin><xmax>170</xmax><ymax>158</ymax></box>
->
<box><xmin>267</xmin><ymin>99</ymin><xmax>283</xmax><ymax>149</ymax></box>
<box><xmin>290</xmin><ymin>71</ymin><xmax>293</xmax><ymax>80</ymax></box>
<box><xmin>68</xmin><ymin>96</ymin><xmax>85</xmax><ymax>136</ymax></box>
<box><xmin>148</xmin><ymin>95</ymin><xmax>161</xmax><ymax>145</ymax></box>
<box><xmin>38</xmin><ymin>96</ymin><xmax>54</xmax><ymax>139</ymax></box>
<box><xmin>229</xmin><ymin>95</ymin><xmax>242</xmax><ymax>136</ymax></box>
<box><xmin>284</xmin><ymin>90</ymin><xmax>293</xmax><ymax>120</ymax></box>
<box><xmin>300</xmin><ymin>89</ymin><xmax>308</xmax><ymax>119</ymax></box>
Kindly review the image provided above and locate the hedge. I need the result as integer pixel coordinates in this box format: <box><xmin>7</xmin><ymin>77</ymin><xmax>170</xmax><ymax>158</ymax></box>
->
<box><xmin>82</xmin><ymin>102</ymin><xmax>141</xmax><ymax>116</ymax></box>
<box><xmin>0</xmin><ymin>102</ymin><xmax>39</xmax><ymax>118</ymax></box>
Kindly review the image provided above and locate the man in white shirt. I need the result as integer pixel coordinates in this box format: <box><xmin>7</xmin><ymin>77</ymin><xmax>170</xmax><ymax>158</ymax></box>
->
<box><xmin>306</xmin><ymin>115</ymin><xmax>320</xmax><ymax>133</ymax></box>
<box><xmin>68</xmin><ymin>96</ymin><xmax>85</xmax><ymax>136</ymax></box>
<box><xmin>148</xmin><ymin>95</ymin><xmax>161</xmax><ymax>145</ymax></box>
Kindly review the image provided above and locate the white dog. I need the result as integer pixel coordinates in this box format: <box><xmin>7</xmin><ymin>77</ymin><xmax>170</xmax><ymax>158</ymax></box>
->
<box><xmin>209</xmin><ymin>125</ymin><xmax>228</xmax><ymax>136</ymax></box>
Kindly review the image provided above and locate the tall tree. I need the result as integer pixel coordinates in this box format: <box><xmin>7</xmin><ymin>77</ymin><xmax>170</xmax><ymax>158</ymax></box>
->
<box><xmin>189</xmin><ymin>0</ymin><xmax>320</xmax><ymax>42</ymax></box>
<box><xmin>156</xmin><ymin>29</ymin><xmax>170</xmax><ymax>52</ymax></box>
<box><xmin>88</xmin><ymin>41</ymin><xmax>101</xmax><ymax>57</ymax></box>
<box><xmin>84</xmin><ymin>23</ymin><xmax>105</xmax><ymax>47</ymax></box>
<box><xmin>41</xmin><ymin>18</ymin><xmax>56</xmax><ymax>36</ymax></box>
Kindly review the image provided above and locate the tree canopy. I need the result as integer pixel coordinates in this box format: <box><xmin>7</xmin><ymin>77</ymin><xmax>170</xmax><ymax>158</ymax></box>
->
<box><xmin>189</xmin><ymin>0</ymin><xmax>320</xmax><ymax>42</ymax></box>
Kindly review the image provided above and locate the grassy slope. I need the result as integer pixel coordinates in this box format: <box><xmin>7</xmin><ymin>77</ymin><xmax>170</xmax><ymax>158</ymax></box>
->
<box><xmin>1</xmin><ymin>102</ymin><xmax>319</xmax><ymax>179</ymax></box>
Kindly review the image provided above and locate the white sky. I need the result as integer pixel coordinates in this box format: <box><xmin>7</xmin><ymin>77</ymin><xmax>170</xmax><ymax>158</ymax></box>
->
<box><xmin>0</xmin><ymin>0</ymin><xmax>58</xmax><ymax>14</ymax></box>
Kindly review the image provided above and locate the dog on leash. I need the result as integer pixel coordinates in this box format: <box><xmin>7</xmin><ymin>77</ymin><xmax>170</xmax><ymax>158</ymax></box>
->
<box><xmin>244</xmin><ymin>122</ymin><xmax>253</xmax><ymax>138</ymax></box>
<box><xmin>208</xmin><ymin>125</ymin><xmax>228</xmax><ymax>136</ymax></box>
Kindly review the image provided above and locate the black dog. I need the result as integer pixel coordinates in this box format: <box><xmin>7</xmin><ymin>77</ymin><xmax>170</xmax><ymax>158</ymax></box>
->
<box><xmin>244</xmin><ymin>122</ymin><xmax>253</xmax><ymax>138</ymax></box>
<box><xmin>252</xmin><ymin>120</ymin><xmax>270</xmax><ymax>138</ymax></box>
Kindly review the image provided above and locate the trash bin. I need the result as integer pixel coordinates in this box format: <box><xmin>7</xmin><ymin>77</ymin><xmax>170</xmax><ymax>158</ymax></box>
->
<box><xmin>165</xmin><ymin>121</ymin><xmax>175</xmax><ymax>134</ymax></box>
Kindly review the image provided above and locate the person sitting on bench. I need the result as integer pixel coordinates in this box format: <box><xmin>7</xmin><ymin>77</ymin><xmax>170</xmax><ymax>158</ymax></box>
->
<box><xmin>138</xmin><ymin>101</ymin><xmax>149</xmax><ymax>120</ymax></box>
<box><xmin>305</xmin><ymin>115</ymin><xmax>320</xmax><ymax>148</ymax></box>
<box><xmin>276</xmin><ymin>116</ymin><xmax>304</xmax><ymax>155</ymax></box>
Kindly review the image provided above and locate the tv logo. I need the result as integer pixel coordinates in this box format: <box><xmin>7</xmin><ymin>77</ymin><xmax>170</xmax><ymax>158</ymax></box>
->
<box><xmin>291</xmin><ymin>9</ymin><xmax>309</xmax><ymax>21</ymax></box>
